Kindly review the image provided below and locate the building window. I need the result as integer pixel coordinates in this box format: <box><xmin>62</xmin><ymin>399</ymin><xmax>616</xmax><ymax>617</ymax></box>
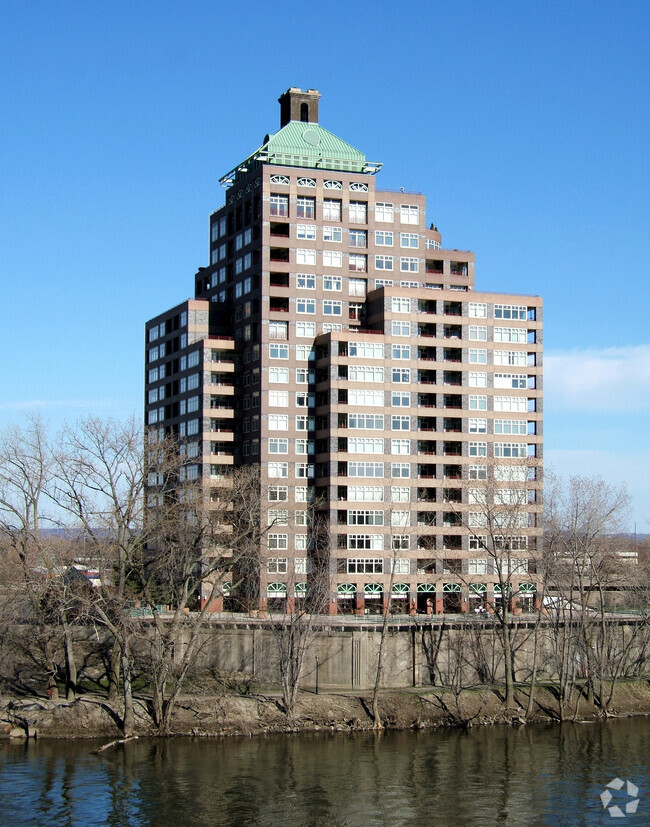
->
<box><xmin>269</xmin><ymin>321</ymin><xmax>288</xmax><ymax>339</ymax></box>
<box><xmin>391</xmin><ymin>463</ymin><xmax>410</xmax><ymax>478</ymax></box>
<box><xmin>347</xmin><ymin>556</ymin><xmax>384</xmax><ymax>571</ymax></box>
<box><xmin>349</xmin><ymin>254</ymin><xmax>367</xmax><ymax>272</ymax></box>
<box><xmin>296</xmin><ymin>298</ymin><xmax>316</xmax><ymax>314</ymax></box>
<box><xmin>267</xmin><ymin>554</ymin><xmax>288</xmax><ymax>570</ymax></box>
<box><xmin>391</xmin><ymin>486</ymin><xmax>410</xmax><ymax>503</ymax></box>
<box><xmin>494</xmin><ymin>373</ymin><xmax>527</xmax><ymax>389</ymax></box>
<box><xmin>469</xmin><ymin>349</ymin><xmax>487</xmax><ymax>364</ymax></box>
<box><xmin>269</xmin><ymin>414</ymin><xmax>289</xmax><ymax>430</ymax></box>
<box><xmin>270</xmin><ymin>344</ymin><xmax>289</xmax><ymax>359</ymax></box>
<box><xmin>297</xmin><ymin>224</ymin><xmax>316</xmax><ymax>240</ymax></box>
<box><xmin>494</xmin><ymin>350</ymin><xmax>527</xmax><ymax>367</ymax></box>
<box><xmin>295</xmin><ymin>414</ymin><xmax>314</xmax><ymax>430</ymax></box>
<box><xmin>270</xmin><ymin>175</ymin><xmax>290</xmax><ymax>186</ymax></box>
<box><xmin>296</xmin><ymin>392</ymin><xmax>315</xmax><ymax>407</ymax></box>
<box><xmin>391</xmin><ymin>439</ymin><xmax>410</xmax><ymax>455</ymax></box>
<box><xmin>295</xmin><ymin>368</ymin><xmax>313</xmax><ymax>383</ymax></box>
<box><xmin>494</xmin><ymin>396</ymin><xmax>527</xmax><ymax>412</ymax></box>
<box><xmin>349</xmin><ymin>278</ymin><xmax>367</xmax><ymax>296</ymax></box>
<box><xmin>347</xmin><ymin>510</ymin><xmax>384</xmax><ymax>526</ymax></box>
<box><xmin>269</xmin><ymin>367</ymin><xmax>289</xmax><ymax>383</ymax></box>
<box><xmin>268</xmin><ymin>462</ymin><xmax>288</xmax><ymax>478</ymax></box>
<box><xmin>391</xmin><ymin>321</ymin><xmax>411</xmax><ymax>336</ymax></box>
<box><xmin>469</xmin><ymin>418</ymin><xmax>487</xmax><ymax>433</ymax></box>
<box><xmin>295</xmin><ymin>438</ymin><xmax>314</xmax><ymax>455</ymax></box>
<box><xmin>268</xmin><ymin>485</ymin><xmax>289</xmax><ymax>501</ymax></box>
<box><xmin>375</xmin><ymin>230</ymin><xmax>393</xmax><ymax>246</ymax></box>
<box><xmin>296</xmin><ymin>197</ymin><xmax>315</xmax><ymax>219</ymax></box>
<box><xmin>296</xmin><ymin>322</ymin><xmax>316</xmax><ymax>337</ymax></box>
<box><xmin>375</xmin><ymin>202</ymin><xmax>394</xmax><ymax>222</ymax></box>
<box><xmin>295</xmin><ymin>463</ymin><xmax>314</xmax><ymax>478</ymax></box>
<box><xmin>348</xmin><ymin>413</ymin><xmax>384</xmax><ymax>429</ymax></box>
<box><xmin>375</xmin><ymin>278</ymin><xmax>394</xmax><ymax>288</ymax></box>
<box><xmin>469</xmin><ymin>394</ymin><xmax>487</xmax><ymax>410</ymax></box>
<box><xmin>348</xmin><ymin>389</ymin><xmax>384</xmax><ymax>406</ymax></box>
<box><xmin>323</xmin><ymin>199</ymin><xmax>342</xmax><ymax>221</ymax></box>
<box><xmin>297</xmin><ymin>177</ymin><xmax>316</xmax><ymax>188</ymax></box>
<box><xmin>269</xmin><ymin>390</ymin><xmax>289</xmax><ymax>406</ymax></box>
<box><xmin>494</xmin><ymin>327</ymin><xmax>527</xmax><ymax>344</ymax></box>
<box><xmin>348</xmin><ymin>461</ymin><xmax>384</xmax><ymax>477</ymax></box>
<box><xmin>349</xmin><ymin>201</ymin><xmax>367</xmax><ymax>223</ymax></box>
<box><xmin>392</xmin><ymin>368</ymin><xmax>410</xmax><ymax>383</ymax></box>
<box><xmin>391</xmin><ymin>391</ymin><xmax>410</xmax><ymax>407</ymax></box>
<box><xmin>400</xmin><ymin>232</ymin><xmax>419</xmax><ymax>248</ymax></box>
<box><xmin>269</xmin><ymin>438</ymin><xmax>289</xmax><ymax>454</ymax></box>
<box><xmin>469</xmin><ymin>302</ymin><xmax>487</xmax><ymax>318</ymax></box>
<box><xmin>391</xmin><ymin>297</ymin><xmax>411</xmax><ymax>313</ymax></box>
<box><xmin>469</xmin><ymin>442</ymin><xmax>488</xmax><ymax>457</ymax></box>
<box><xmin>391</xmin><ymin>344</ymin><xmax>410</xmax><ymax>359</ymax></box>
<box><xmin>348</xmin><ymin>485</ymin><xmax>384</xmax><ymax>501</ymax></box>
<box><xmin>469</xmin><ymin>325</ymin><xmax>488</xmax><ymax>341</ymax></box>
<box><xmin>296</xmin><ymin>274</ymin><xmax>316</xmax><ymax>290</ymax></box>
<box><xmin>296</xmin><ymin>249</ymin><xmax>316</xmax><ymax>266</ymax></box>
<box><xmin>469</xmin><ymin>372</ymin><xmax>487</xmax><ymax>388</ymax></box>
<box><xmin>349</xmin><ymin>365</ymin><xmax>384</xmax><ymax>382</ymax></box>
<box><xmin>323</xmin><ymin>275</ymin><xmax>342</xmax><ymax>291</ymax></box>
<box><xmin>323</xmin><ymin>250</ymin><xmax>343</xmax><ymax>268</ymax></box>
<box><xmin>349</xmin><ymin>229</ymin><xmax>367</xmax><ymax>248</ymax></box>
<box><xmin>268</xmin><ymin>509</ymin><xmax>289</xmax><ymax>526</ymax></box>
<box><xmin>323</xmin><ymin>226</ymin><xmax>342</xmax><ymax>243</ymax></box>
<box><xmin>400</xmin><ymin>205</ymin><xmax>419</xmax><ymax>225</ymax></box>
<box><xmin>494</xmin><ymin>419</ymin><xmax>527</xmax><ymax>435</ymax></box>
<box><xmin>469</xmin><ymin>465</ymin><xmax>487</xmax><ymax>480</ymax></box>
<box><xmin>400</xmin><ymin>257</ymin><xmax>419</xmax><ymax>273</ymax></box>
<box><xmin>270</xmin><ymin>194</ymin><xmax>289</xmax><ymax>217</ymax></box>
<box><xmin>375</xmin><ymin>255</ymin><xmax>394</xmax><ymax>271</ymax></box>
<box><xmin>494</xmin><ymin>442</ymin><xmax>527</xmax><ymax>458</ymax></box>
<box><xmin>348</xmin><ymin>437</ymin><xmax>384</xmax><ymax>454</ymax></box>
<box><xmin>494</xmin><ymin>304</ymin><xmax>527</xmax><ymax>321</ymax></box>
<box><xmin>391</xmin><ymin>415</ymin><xmax>410</xmax><ymax>430</ymax></box>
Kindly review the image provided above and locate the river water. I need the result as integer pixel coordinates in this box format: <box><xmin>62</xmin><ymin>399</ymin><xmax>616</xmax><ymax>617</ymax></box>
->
<box><xmin>0</xmin><ymin>718</ymin><xmax>648</xmax><ymax>826</ymax></box>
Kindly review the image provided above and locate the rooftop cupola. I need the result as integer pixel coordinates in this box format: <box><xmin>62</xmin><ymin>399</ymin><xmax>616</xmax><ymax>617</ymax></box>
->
<box><xmin>278</xmin><ymin>87</ymin><xmax>321</xmax><ymax>127</ymax></box>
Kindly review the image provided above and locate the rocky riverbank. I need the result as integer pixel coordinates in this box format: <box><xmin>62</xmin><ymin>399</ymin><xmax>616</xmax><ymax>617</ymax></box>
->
<box><xmin>3</xmin><ymin>679</ymin><xmax>650</xmax><ymax>740</ymax></box>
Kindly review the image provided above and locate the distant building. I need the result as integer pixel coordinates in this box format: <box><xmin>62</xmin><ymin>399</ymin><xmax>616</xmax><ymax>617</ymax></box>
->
<box><xmin>145</xmin><ymin>88</ymin><xmax>543</xmax><ymax>616</ymax></box>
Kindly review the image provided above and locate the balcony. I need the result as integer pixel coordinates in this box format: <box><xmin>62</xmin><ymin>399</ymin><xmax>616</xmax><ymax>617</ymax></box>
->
<box><xmin>443</xmin><ymin>301</ymin><xmax>462</xmax><ymax>316</ymax></box>
<box><xmin>418</xmin><ymin>393</ymin><xmax>436</xmax><ymax>407</ymax></box>
<box><xmin>443</xmin><ymin>488</ymin><xmax>462</xmax><ymax>503</ymax></box>
<box><xmin>443</xmin><ymin>418</ymin><xmax>461</xmax><ymax>433</ymax></box>
<box><xmin>418</xmin><ymin>417</ymin><xmax>436</xmax><ymax>431</ymax></box>
<box><xmin>418</xmin><ymin>370</ymin><xmax>436</xmax><ymax>385</ymax></box>
<box><xmin>269</xmin><ymin>273</ymin><xmax>290</xmax><ymax>287</ymax></box>
<box><xmin>270</xmin><ymin>222</ymin><xmax>290</xmax><ymax>237</ymax></box>
<box><xmin>269</xmin><ymin>247</ymin><xmax>290</xmax><ymax>263</ymax></box>
<box><xmin>443</xmin><ymin>348</ymin><xmax>462</xmax><ymax>362</ymax></box>
<box><xmin>443</xmin><ymin>394</ymin><xmax>462</xmax><ymax>409</ymax></box>
<box><xmin>417</xmin><ymin>488</ymin><xmax>437</xmax><ymax>503</ymax></box>
<box><xmin>443</xmin><ymin>464</ymin><xmax>461</xmax><ymax>480</ymax></box>
<box><xmin>442</xmin><ymin>442</ymin><xmax>461</xmax><ymax>457</ymax></box>
<box><xmin>443</xmin><ymin>371</ymin><xmax>461</xmax><ymax>386</ymax></box>
<box><xmin>270</xmin><ymin>297</ymin><xmax>289</xmax><ymax>313</ymax></box>
<box><xmin>450</xmin><ymin>262</ymin><xmax>468</xmax><ymax>277</ymax></box>
<box><xmin>417</xmin><ymin>464</ymin><xmax>437</xmax><ymax>479</ymax></box>
<box><xmin>417</xmin><ymin>440</ymin><xmax>436</xmax><ymax>455</ymax></box>
<box><xmin>426</xmin><ymin>260</ymin><xmax>444</xmax><ymax>275</ymax></box>
<box><xmin>418</xmin><ymin>347</ymin><xmax>436</xmax><ymax>361</ymax></box>
<box><xmin>417</xmin><ymin>512</ymin><xmax>437</xmax><ymax>527</ymax></box>
<box><xmin>418</xmin><ymin>324</ymin><xmax>437</xmax><ymax>338</ymax></box>
<box><xmin>417</xmin><ymin>300</ymin><xmax>437</xmax><ymax>314</ymax></box>
<box><xmin>442</xmin><ymin>512</ymin><xmax>461</xmax><ymax>528</ymax></box>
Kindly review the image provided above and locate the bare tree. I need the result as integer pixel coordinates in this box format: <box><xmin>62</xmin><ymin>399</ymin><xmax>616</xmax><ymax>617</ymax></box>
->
<box><xmin>543</xmin><ymin>473</ymin><xmax>637</xmax><ymax>716</ymax></box>
<box><xmin>451</xmin><ymin>459</ymin><xmax>541</xmax><ymax>710</ymax></box>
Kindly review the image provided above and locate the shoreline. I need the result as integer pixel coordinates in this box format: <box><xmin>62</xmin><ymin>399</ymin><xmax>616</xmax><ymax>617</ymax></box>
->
<box><xmin>2</xmin><ymin>679</ymin><xmax>650</xmax><ymax>741</ymax></box>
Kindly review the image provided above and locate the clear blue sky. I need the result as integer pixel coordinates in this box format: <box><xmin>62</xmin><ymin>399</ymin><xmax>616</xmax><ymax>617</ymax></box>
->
<box><xmin>1</xmin><ymin>0</ymin><xmax>648</xmax><ymax>530</ymax></box>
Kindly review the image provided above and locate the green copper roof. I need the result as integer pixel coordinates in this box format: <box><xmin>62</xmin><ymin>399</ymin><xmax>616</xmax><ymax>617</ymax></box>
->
<box><xmin>220</xmin><ymin>121</ymin><xmax>381</xmax><ymax>186</ymax></box>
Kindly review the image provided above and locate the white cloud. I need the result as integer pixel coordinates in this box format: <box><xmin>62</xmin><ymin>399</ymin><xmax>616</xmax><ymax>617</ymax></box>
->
<box><xmin>545</xmin><ymin>344</ymin><xmax>650</xmax><ymax>412</ymax></box>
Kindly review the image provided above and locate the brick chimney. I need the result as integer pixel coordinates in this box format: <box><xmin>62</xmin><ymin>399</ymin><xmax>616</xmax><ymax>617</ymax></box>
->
<box><xmin>278</xmin><ymin>88</ymin><xmax>321</xmax><ymax>127</ymax></box>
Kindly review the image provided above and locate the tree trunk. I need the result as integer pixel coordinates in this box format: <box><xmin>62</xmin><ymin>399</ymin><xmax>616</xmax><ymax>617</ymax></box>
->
<box><xmin>63</xmin><ymin>619</ymin><xmax>77</xmax><ymax>701</ymax></box>
<box><xmin>121</xmin><ymin>649</ymin><xmax>134</xmax><ymax>736</ymax></box>
<box><xmin>501</xmin><ymin>617</ymin><xmax>515</xmax><ymax>709</ymax></box>
<box><xmin>107</xmin><ymin>642</ymin><xmax>121</xmax><ymax>702</ymax></box>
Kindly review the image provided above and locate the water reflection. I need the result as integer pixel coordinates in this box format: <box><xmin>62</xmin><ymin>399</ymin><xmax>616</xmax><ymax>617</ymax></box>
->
<box><xmin>0</xmin><ymin>720</ymin><xmax>648</xmax><ymax>825</ymax></box>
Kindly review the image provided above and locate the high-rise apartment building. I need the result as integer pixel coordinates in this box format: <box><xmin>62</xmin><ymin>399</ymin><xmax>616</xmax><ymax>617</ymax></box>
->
<box><xmin>145</xmin><ymin>88</ymin><xmax>543</xmax><ymax>617</ymax></box>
